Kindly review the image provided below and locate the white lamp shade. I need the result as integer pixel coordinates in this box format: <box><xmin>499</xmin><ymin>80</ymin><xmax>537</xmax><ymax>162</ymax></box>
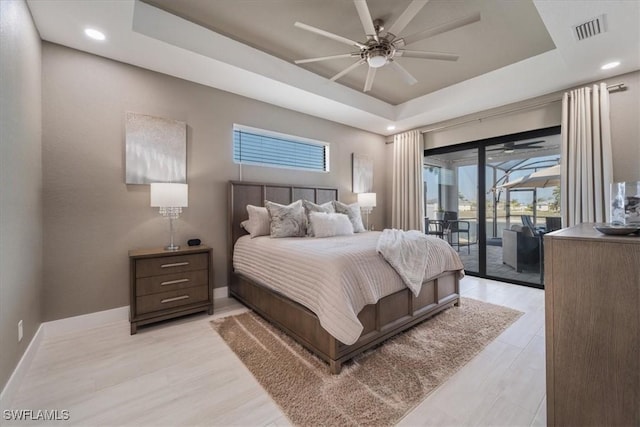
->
<box><xmin>150</xmin><ymin>183</ymin><xmax>188</xmax><ymax>207</ymax></box>
<box><xmin>357</xmin><ymin>192</ymin><xmax>377</xmax><ymax>208</ymax></box>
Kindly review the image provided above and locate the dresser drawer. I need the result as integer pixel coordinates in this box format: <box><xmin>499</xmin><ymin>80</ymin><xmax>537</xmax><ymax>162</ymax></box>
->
<box><xmin>135</xmin><ymin>253</ymin><xmax>208</xmax><ymax>278</ymax></box>
<box><xmin>136</xmin><ymin>285</ymin><xmax>209</xmax><ymax>315</ymax></box>
<box><xmin>136</xmin><ymin>269</ymin><xmax>208</xmax><ymax>296</ymax></box>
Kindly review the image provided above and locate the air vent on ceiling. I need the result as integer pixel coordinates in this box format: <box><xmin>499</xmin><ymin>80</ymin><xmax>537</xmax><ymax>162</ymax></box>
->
<box><xmin>573</xmin><ymin>15</ymin><xmax>606</xmax><ymax>41</ymax></box>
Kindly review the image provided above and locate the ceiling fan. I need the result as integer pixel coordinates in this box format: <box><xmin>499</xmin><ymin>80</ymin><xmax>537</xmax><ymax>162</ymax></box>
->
<box><xmin>293</xmin><ymin>0</ymin><xmax>480</xmax><ymax>92</ymax></box>
<box><xmin>487</xmin><ymin>141</ymin><xmax>546</xmax><ymax>153</ymax></box>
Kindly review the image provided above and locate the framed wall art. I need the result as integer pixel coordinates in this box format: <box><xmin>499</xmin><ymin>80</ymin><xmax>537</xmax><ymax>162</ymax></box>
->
<box><xmin>352</xmin><ymin>153</ymin><xmax>373</xmax><ymax>193</ymax></box>
<box><xmin>125</xmin><ymin>112</ymin><xmax>186</xmax><ymax>184</ymax></box>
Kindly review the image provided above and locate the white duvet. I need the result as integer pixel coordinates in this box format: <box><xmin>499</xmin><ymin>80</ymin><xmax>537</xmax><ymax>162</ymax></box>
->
<box><xmin>233</xmin><ymin>231</ymin><xmax>464</xmax><ymax>345</ymax></box>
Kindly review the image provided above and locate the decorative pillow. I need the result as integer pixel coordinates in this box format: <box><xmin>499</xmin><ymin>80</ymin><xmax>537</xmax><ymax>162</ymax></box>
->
<box><xmin>309</xmin><ymin>212</ymin><xmax>354</xmax><ymax>238</ymax></box>
<box><xmin>333</xmin><ymin>201</ymin><xmax>366</xmax><ymax>233</ymax></box>
<box><xmin>265</xmin><ymin>200</ymin><xmax>306</xmax><ymax>238</ymax></box>
<box><xmin>242</xmin><ymin>205</ymin><xmax>270</xmax><ymax>238</ymax></box>
<box><xmin>302</xmin><ymin>200</ymin><xmax>335</xmax><ymax>236</ymax></box>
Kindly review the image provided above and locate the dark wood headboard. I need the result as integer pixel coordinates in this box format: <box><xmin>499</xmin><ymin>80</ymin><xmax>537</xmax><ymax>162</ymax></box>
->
<box><xmin>227</xmin><ymin>181</ymin><xmax>339</xmax><ymax>284</ymax></box>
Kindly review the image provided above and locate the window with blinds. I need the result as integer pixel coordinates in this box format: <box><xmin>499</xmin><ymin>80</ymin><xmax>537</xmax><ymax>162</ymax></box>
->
<box><xmin>233</xmin><ymin>124</ymin><xmax>329</xmax><ymax>172</ymax></box>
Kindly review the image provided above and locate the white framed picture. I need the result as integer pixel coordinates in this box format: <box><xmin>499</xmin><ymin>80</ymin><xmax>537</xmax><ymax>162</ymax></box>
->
<box><xmin>125</xmin><ymin>112</ymin><xmax>186</xmax><ymax>184</ymax></box>
<box><xmin>352</xmin><ymin>153</ymin><xmax>373</xmax><ymax>193</ymax></box>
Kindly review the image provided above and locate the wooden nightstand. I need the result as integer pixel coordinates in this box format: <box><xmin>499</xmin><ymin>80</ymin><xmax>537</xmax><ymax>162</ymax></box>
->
<box><xmin>129</xmin><ymin>245</ymin><xmax>213</xmax><ymax>334</ymax></box>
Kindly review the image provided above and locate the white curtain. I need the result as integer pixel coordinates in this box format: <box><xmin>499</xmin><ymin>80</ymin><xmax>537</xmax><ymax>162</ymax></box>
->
<box><xmin>392</xmin><ymin>130</ymin><xmax>424</xmax><ymax>231</ymax></box>
<box><xmin>560</xmin><ymin>83</ymin><xmax>613</xmax><ymax>226</ymax></box>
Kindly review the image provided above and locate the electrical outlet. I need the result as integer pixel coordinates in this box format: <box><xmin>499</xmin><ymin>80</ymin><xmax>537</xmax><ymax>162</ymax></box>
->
<box><xmin>18</xmin><ymin>320</ymin><xmax>23</xmax><ymax>342</ymax></box>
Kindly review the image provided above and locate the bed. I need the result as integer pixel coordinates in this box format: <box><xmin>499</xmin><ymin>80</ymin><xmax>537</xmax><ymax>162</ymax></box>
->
<box><xmin>228</xmin><ymin>180</ymin><xmax>462</xmax><ymax>374</ymax></box>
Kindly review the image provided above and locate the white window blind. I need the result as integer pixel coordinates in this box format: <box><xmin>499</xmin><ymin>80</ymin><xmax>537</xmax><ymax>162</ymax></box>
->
<box><xmin>233</xmin><ymin>124</ymin><xmax>329</xmax><ymax>172</ymax></box>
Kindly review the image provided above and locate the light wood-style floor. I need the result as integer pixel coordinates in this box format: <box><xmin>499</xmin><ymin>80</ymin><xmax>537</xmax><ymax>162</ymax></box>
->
<box><xmin>8</xmin><ymin>277</ymin><xmax>545</xmax><ymax>426</ymax></box>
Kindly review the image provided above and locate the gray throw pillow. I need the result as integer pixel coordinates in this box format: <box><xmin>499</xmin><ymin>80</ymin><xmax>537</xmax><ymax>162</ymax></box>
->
<box><xmin>265</xmin><ymin>200</ymin><xmax>306</xmax><ymax>238</ymax></box>
<box><xmin>302</xmin><ymin>200</ymin><xmax>335</xmax><ymax>236</ymax></box>
<box><xmin>333</xmin><ymin>201</ymin><xmax>366</xmax><ymax>233</ymax></box>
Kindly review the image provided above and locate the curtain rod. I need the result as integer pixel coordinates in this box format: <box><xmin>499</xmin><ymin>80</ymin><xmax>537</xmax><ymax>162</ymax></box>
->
<box><xmin>386</xmin><ymin>82</ymin><xmax>627</xmax><ymax>139</ymax></box>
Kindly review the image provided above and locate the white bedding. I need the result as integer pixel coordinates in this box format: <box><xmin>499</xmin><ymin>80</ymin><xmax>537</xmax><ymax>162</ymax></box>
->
<box><xmin>233</xmin><ymin>231</ymin><xmax>464</xmax><ymax>345</ymax></box>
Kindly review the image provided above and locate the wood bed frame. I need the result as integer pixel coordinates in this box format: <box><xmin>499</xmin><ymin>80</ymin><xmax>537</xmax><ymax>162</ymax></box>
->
<box><xmin>228</xmin><ymin>180</ymin><xmax>460</xmax><ymax>374</ymax></box>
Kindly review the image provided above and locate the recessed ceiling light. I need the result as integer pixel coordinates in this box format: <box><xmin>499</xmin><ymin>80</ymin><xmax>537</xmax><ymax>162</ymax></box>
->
<box><xmin>386</xmin><ymin>125</ymin><xmax>396</xmax><ymax>131</ymax></box>
<box><xmin>601</xmin><ymin>61</ymin><xmax>620</xmax><ymax>70</ymax></box>
<box><xmin>84</xmin><ymin>28</ymin><xmax>106</xmax><ymax>41</ymax></box>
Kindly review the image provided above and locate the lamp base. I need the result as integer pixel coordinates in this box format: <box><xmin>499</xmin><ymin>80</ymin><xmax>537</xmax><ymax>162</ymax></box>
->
<box><xmin>165</xmin><ymin>244</ymin><xmax>180</xmax><ymax>251</ymax></box>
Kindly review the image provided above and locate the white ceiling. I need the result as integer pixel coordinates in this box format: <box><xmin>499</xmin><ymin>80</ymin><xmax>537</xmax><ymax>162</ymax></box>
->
<box><xmin>143</xmin><ymin>0</ymin><xmax>556</xmax><ymax>105</ymax></box>
<box><xmin>27</xmin><ymin>0</ymin><xmax>640</xmax><ymax>136</ymax></box>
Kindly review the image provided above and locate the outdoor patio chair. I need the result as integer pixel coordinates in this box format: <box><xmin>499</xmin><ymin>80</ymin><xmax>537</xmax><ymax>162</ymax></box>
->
<box><xmin>425</xmin><ymin>217</ymin><xmax>446</xmax><ymax>239</ymax></box>
<box><xmin>546</xmin><ymin>216</ymin><xmax>562</xmax><ymax>232</ymax></box>
<box><xmin>521</xmin><ymin>214</ymin><xmax>545</xmax><ymax>234</ymax></box>
<box><xmin>444</xmin><ymin>211</ymin><xmax>471</xmax><ymax>253</ymax></box>
<box><xmin>502</xmin><ymin>225</ymin><xmax>541</xmax><ymax>273</ymax></box>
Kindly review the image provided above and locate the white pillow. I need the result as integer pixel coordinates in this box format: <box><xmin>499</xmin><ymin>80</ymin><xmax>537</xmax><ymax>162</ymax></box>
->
<box><xmin>241</xmin><ymin>205</ymin><xmax>270</xmax><ymax>238</ymax></box>
<box><xmin>309</xmin><ymin>212</ymin><xmax>354</xmax><ymax>238</ymax></box>
<box><xmin>302</xmin><ymin>200</ymin><xmax>335</xmax><ymax>237</ymax></box>
<box><xmin>333</xmin><ymin>201</ymin><xmax>366</xmax><ymax>233</ymax></box>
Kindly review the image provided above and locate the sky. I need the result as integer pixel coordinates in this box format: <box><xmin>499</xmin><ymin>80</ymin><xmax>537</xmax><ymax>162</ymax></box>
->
<box><xmin>425</xmin><ymin>155</ymin><xmax>560</xmax><ymax>207</ymax></box>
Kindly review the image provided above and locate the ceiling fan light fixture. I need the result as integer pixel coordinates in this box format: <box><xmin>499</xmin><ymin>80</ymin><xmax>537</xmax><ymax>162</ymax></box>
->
<box><xmin>294</xmin><ymin>0</ymin><xmax>473</xmax><ymax>92</ymax></box>
<box><xmin>367</xmin><ymin>51</ymin><xmax>388</xmax><ymax>68</ymax></box>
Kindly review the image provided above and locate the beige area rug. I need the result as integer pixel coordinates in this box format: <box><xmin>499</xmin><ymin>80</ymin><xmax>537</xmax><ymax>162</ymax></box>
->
<box><xmin>211</xmin><ymin>297</ymin><xmax>522</xmax><ymax>426</ymax></box>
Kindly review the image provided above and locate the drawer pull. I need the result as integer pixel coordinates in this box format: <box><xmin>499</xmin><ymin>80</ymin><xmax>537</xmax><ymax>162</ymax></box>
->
<box><xmin>160</xmin><ymin>278</ymin><xmax>190</xmax><ymax>286</ymax></box>
<box><xmin>161</xmin><ymin>295</ymin><xmax>189</xmax><ymax>304</ymax></box>
<box><xmin>160</xmin><ymin>262</ymin><xmax>189</xmax><ymax>268</ymax></box>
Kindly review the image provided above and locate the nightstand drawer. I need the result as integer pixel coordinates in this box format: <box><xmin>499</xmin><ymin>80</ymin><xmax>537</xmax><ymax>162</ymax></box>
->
<box><xmin>135</xmin><ymin>253</ymin><xmax>208</xmax><ymax>278</ymax></box>
<box><xmin>136</xmin><ymin>269</ymin><xmax>208</xmax><ymax>296</ymax></box>
<box><xmin>129</xmin><ymin>246</ymin><xmax>213</xmax><ymax>334</ymax></box>
<box><xmin>136</xmin><ymin>285</ymin><xmax>209</xmax><ymax>314</ymax></box>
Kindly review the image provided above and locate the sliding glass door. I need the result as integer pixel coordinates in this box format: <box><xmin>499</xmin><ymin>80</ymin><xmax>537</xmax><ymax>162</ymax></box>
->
<box><xmin>424</xmin><ymin>126</ymin><xmax>561</xmax><ymax>288</ymax></box>
<box><xmin>424</xmin><ymin>148</ymin><xmax>479</xmax><ymax>275</ymax></box>
<box><xmin>485</xmin><ymin>146</ymin><xmax>560</xmax><ymax>286</ymax></box>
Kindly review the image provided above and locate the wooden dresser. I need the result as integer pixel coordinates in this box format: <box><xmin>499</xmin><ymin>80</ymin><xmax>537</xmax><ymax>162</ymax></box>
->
<box><xmin>544</xmin><ymin>224</ymin><xmax>639</xmax><ymax>426</ymax></box>
<box><xmin>129</xmin><ymin>245</ymin><xmax>213</xmax><ymax>334</ymax></box>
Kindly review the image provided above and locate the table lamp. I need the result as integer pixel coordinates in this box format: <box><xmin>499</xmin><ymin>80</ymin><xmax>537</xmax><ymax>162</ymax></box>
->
<box><xmin>150</xmin><ymin>183</ymin><xmax>188</xmax><ymax>251</ymax></box>
<box><xmin>357</xmin><ymin>192</ymin><xmax>376</xmax><ymax>231</ymax></box>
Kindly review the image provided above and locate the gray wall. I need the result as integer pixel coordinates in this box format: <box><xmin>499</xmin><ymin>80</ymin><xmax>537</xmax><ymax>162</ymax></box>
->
<box><xmin>423</xmin><ymin>70</ymin><xmax>640</xmax><ymax>182</ymax></box>
<box><xmin>42</xmin><ymin>42</ymin><xmax>388</xmax><ymax>321</ymax></box>
<box><xmin>0</xmin><ymin>0</ymin><xmax>43</xmax><ymax>391</ymax></box>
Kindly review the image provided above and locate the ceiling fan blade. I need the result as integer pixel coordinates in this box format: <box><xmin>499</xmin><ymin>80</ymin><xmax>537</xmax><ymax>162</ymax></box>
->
<box><xmin>487</xmin><ymin>141</ymin><xmax>546</xmax><ymax>152</ymax></box>
<box><xmin>386</xmin><ymin>0</ymin><xmax>429</xmax><ymax>39</ymax></box>
<box><xmin>399</xmin><ymin>12</ymin><xmax>481</xmax><ymax>46</ymax></box>
<box><xmin>295</xmin><ymin>22</ymin><xmax>366</xmax><ymax>49</ymax></box>
<box><xmin>396</xmin><ymin>50</ymin><xmax>459</xmax><ymax>61</ymax></box>
<box><xmin>295</xmin><ymin>53</ymin><xmax>357</xmax><ymax>64</ymax></box>
<box><xmin>364</xmin><ymin>67</ymin><xmax>376</xmax><ymax>92</ymax></box>
<box><xmin>353</xmin><ymin>0</ymin><xmax>378</xmax><ymax>41</ymax></box>
<box><xmin>330</xmin><ymin>59</ymin><xmax>366</xmax><ymax>82</ymax></box>
<box><xmin>388</xmin><ymin>60</ymin><xmax>418</xmax><ymax>86</ymax></box>
<box><xmin>519</xmin><ymin>140</ymin><xmax>545</xmax><ymax>146</ymax></box>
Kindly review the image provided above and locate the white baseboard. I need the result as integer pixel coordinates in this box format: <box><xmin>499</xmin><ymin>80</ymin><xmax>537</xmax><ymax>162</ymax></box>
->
<box><xmin>44</xmin><ymin>306</ymin><xmax>130</xmax><ymax>339</ymax></box>
<box><xmin>0</xmin><ymin>286</ymin><xmax>229</xmax><ymax>409</ymax></box>
<box><xmin>0</xmin><ymin>323</ymin><xmax>45</xmax><ymax>412</ymax></box>
<box><xmin>43</xmin><ymin>287</ymin><xmax>228</xmax><ymax>338</ymax></box>
<box><xmin>213</xmin><ymin>286</ymin><xmax>228</xmax><ymax>299</ymax></box>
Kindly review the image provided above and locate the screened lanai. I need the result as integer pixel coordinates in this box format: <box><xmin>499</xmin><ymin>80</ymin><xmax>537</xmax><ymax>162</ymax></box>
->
<box><xmin>424</xmin><ymin>130</ymin><xmax>561</xmax><ymax>287</ymax></box>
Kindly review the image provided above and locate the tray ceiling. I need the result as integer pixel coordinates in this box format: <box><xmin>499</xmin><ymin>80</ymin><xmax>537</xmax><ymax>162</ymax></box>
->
<box><xmin>26</xmin><ymin>0</ymin><xmax>640</xmax><ymax>135</ymax></box>
<box><xmin>145</xmin><ymin>0</ymin><xmax>556</xmax><ymax>105</ymax></box>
